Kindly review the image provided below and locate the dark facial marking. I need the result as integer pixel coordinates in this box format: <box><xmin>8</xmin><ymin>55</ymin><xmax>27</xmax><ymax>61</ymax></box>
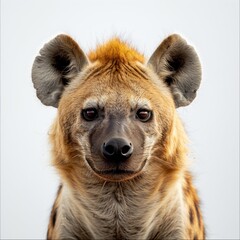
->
<box><xmin>52</xmin><ymin>208</ymin><xmax>57</xmax><ymax>227</ymax></box>
<box><xmin>58</xmin><ymin>184</ymin><xmax>63</xmax><ymax>194</ymax></box>
<box><xmin>193</xmin><ymin>234</ymin><xmax>198</xmax><ymax>240</ymax></box>
<box><xmin>194</xmin><ymin>201</ymin><xmax>201</xmax><ymax>227</ymax></box>
<box><xmin>189</xmin><ymin>207</ymin><xmax>194</xmax><ymax>224</ymax></box>
<box><xmin>52</xmin><ymin>184</ymin><xmax>62</xmax><ymax>227</ymax></box>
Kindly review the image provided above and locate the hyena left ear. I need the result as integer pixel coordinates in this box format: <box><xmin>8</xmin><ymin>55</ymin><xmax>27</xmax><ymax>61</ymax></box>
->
<box><xmin>32</xmin><ymin>34</ymin><xmax>89</xmax><ymax>107</ymax></box>
<box><xmin>148</xmin><ymin>34</ymin><xmax>201</xmax><ymax>107</ymax></box>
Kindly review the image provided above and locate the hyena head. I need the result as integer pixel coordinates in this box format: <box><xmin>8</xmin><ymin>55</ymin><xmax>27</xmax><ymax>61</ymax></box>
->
<box><xmin>32</xmin><ymin>34</ymin><xmax>201</xmax><ymax>183</ymax></box>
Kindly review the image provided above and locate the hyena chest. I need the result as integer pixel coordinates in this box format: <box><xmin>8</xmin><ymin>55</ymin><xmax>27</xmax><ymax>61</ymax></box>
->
<box><xmin>64</xmin><ymin>188</ymin><xmax>154</xmax><ymax>240</ymax></box>
<box><xmin>87</xmin><ymin>191</ymin><xmax>150</xmax><ymax>239</ymax></box>
<box><xmin>85</xmin><ymin>193</ymin><xmax>181</xmax><ymax>240</ymax></box>
<box><xmin>58</xmin><ymin>185</ymin><xmax>184</xmax><ymax>240</ymax></box>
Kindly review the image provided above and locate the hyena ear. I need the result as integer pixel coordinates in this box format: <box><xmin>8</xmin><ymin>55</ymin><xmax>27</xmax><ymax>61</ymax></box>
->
<box><xmin>32</xmin><ymin>34</ymin><xmax>89</xmax><ymax>107</ymax></box>
<box><xmin>148</xmin><ymin>34</ymin><xmax>201</xmax><ymax>107</ymax></box>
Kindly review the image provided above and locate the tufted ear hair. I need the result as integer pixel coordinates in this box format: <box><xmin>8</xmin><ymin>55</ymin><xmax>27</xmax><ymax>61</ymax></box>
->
<box><xmin>32</xmin><ymin>34</ymin><xmax>88</xmax><ymax>107</ymax></box>
<box><xmin>148</xmin><ymin>34</ymin><xmax>201</xmax><ymax>108</ymax></box>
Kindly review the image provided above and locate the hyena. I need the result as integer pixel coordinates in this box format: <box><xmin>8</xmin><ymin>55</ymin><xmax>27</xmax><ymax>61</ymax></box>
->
<box><xmin>32</xmin><ymin>34</ymin><xmax>205</xmax><ymax>239</ymax></box>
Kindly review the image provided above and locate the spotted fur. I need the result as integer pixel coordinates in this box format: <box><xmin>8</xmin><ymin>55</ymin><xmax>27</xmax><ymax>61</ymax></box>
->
<box><xmin>32</xmin><ymin>34</ymin><xmax>205</xmax><ymax>239</ymax></box>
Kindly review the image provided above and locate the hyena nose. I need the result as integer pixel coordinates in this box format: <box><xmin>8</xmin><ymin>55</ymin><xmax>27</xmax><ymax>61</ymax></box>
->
<box><xmin>102</xmin><ymin>138</ymin><xmax>133</xmax><ymax>162</ymax></box>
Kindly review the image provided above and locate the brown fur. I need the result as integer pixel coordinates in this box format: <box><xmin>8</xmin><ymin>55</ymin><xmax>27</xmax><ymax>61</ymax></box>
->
<box><xmin>32</xmin><ymin>34</ymin><xmax>204</xmax><ymax>239</ymax></box>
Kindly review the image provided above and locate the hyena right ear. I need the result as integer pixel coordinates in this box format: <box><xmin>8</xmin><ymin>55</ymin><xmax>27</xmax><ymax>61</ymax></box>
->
<box><xmin>148</xmin><ymin>34</ymin><xmax>201</xmax><ymax>108</ymax></box>
<box><xmin>32</xmin><ymin>34</ymin><xmax>89</xmax><ymax>107</ymax></box>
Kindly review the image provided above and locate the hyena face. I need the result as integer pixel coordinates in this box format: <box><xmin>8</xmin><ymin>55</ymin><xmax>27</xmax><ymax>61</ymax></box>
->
<box><xmin>57</xmin><ymin>65</ymin><xmax>172</xmax><ymax>181</ymax></box>
<box><xmin>32</xmin><ymin>34</ymin><xmax>201</xmax><ymax>182</ymax></box>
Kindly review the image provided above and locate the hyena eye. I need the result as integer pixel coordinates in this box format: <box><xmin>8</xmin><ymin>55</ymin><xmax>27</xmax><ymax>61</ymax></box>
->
<box><xmin>136</xmin><ymin>109</ymin><xmax>152</xmax><ymax>122</ymax></box>
<box><xmin>82</xmin><ymin>108</ymin><xmax>99</xmax><ymax>121</ymax></box>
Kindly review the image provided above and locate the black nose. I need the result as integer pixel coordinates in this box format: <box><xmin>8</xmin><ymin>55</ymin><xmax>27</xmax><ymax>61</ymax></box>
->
<box><xmin>102</xmin><ymin>138</ymin><xmax>133</xmax><ymax>162</ymax></box>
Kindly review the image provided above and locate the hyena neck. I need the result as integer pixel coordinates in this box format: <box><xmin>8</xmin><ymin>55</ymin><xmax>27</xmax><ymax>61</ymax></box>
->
<box><xmin>57</xmin><ymin>171</ymin><xmax>188</xmax><ymax>239</ymax></box>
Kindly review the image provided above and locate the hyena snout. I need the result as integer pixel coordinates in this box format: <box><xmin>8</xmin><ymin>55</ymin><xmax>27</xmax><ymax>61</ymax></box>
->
<box><xmin>102</xmin><ymin>138</ymin><xmax>133</xmax><ymax>163</ymax></box>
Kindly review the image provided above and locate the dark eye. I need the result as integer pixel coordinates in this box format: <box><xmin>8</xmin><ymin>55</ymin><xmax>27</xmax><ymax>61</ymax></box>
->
<box><xmin>136</xmin><ymin>109</ymin><xmax>152</xmax><ymax>122</ymax></box>
<box><xmin>82</xmin><ymin>108</ymin><xmax>99</xmax><ymax>121</ymax></box>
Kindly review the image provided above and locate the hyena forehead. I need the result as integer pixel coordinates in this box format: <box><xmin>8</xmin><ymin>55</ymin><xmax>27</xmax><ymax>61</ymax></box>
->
<box><xmin>82</xmin><ymin>97</ymin><xmax>107</xmax><ymax>109</ymax></box>
<box><xmin>82</xmin><ymin>96</ymin><xmax>152</xmax><ymax>111</ymax></box>
<box><xmin>129</xmin><ymin>96</ymin><xmax>152</xmax><ymax>110</ymax></box>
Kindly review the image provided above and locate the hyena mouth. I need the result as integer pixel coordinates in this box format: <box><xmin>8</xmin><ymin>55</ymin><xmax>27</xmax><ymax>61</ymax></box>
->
<box><xmin>85</xmin><ymin>158</ymin><xmax>147</xmax><ymax>181</ymax></box>
<box><xmin>100</xmin><ymin>169</ymin><xmax>135</xmax><ymax>175</ymax></box>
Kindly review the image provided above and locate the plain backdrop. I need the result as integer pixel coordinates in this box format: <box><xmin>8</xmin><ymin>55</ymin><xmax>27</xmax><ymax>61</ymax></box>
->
<box><xmin>1</xmin><ymin>0</ymin><xmax>239</xmax><ymax>239</ymax></box>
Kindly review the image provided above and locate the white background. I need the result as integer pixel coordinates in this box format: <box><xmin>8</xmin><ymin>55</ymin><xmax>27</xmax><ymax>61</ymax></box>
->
<box><xmin>1</xmin><ymin>0</ymin><xmax>239</xmax><ymax>239</ymax></box>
